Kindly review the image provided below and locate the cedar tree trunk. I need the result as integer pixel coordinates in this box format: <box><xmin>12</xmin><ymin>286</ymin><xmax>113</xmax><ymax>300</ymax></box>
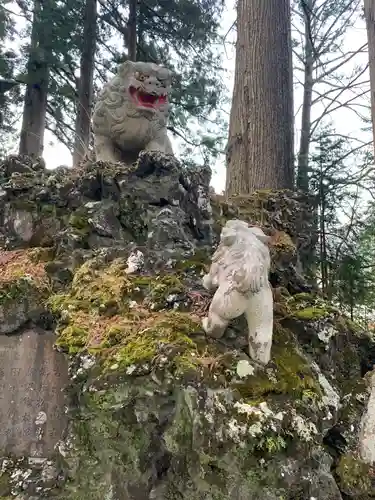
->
<box><xmin>19</xmin><ymin>0</ymin><xmax>49</xmax><ymax>157</ymax></box>
<box><xmin>226</xmin><ymin>0</ymin><xmax>294</xmax><ymax>194</ymax></box>
<box><xmin>297</xmin><ymin>0</ymin><xmax>314</xmax><ymax>192</ymax></box>
<box><xmin>364</xmin><ymin>0</ymin><xmax>375</xmax><ymax>160</ymax></box>
<box><xmin>73</xmin><ymin>0</ymin><xmax>97</xmax><ymax>167</ymax></box>
<box><xmin>127</xmin><ymin>0</ymin><xmax>137</xmax><ymax>61</ymax></box>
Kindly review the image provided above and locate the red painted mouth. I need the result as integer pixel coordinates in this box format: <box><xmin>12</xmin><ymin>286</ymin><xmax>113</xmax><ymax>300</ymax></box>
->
<box><xmin>129</xmin><ymin>86</ymin><xmax>167</xmax><ymax>108</ymax></box>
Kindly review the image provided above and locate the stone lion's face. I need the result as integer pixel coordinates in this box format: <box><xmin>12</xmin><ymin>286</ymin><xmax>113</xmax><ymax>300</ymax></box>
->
<box><xmin>118</xmin><ymin>61</ymin><xmax>171</xmax><ymax>116</ymax></box>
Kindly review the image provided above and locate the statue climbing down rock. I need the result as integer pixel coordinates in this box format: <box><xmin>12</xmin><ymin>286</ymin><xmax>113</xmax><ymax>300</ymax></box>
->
<box><xmin>92</xmin><ymin>60</ymin><xmax>173</xmax><ymax>165</ymax></box>
<box><xmin>202</xmin><ymin>219</ymin><xmax>274</xmax><ymax>365</ymax></box>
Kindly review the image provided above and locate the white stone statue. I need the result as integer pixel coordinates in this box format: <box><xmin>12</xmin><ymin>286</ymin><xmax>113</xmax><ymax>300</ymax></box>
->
<box><xmin>202</xmin><ymin>219</ymin><xmax>274</xmax><ymax>365</ymax></box>
<box><xmin>359</xmin><ymin>371</ymin><xmax>375</xmax><ymax>464</ymax></box>
<box><xmin>92</xmin><ymin>60</ymin><xmax>173</xmax><ymax>164</ymax></box>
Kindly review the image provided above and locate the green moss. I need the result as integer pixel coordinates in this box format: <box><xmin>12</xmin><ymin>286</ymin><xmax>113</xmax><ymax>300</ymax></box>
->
<box><xmin>58</xmin><ymin>258</ymin><xmax>134</xmax><ymax>314</ymax></box>
<box><xmin>270</xmin><ymin>231</ymin><xmax>296</xmax><ymax>254</ymax></box>
<box><xmin>214</xmin><ymin>190</ymin><xmax>289</xmax><ymax>227</ymax></box>
<box><xmin>145</xmin><ymin>275</ymin><xmax>185</xmax><ymax>309</ymax></box>
<box><xmin>174</xmin><ymin>248</ymin><xmax>211</xmax><ymax>273</ymax></box>
<box><xmin>10</xmin><ymin>199</ymin><xmax>37</xmax><ymax>211</ymax></box>
<box><xmin>335</xmin><ymin>454</ymin><xmax>372</xmax><ymax>496</ymax></box>
<box><xmin>48</xmin><ymin>256</ymin><xmax>215</xmax><ymax>375</ymax></box>
<box><xmin>234</xmin><ymin>324</ymin><xmax>321</xmax><ymax>400</ymax></box>
<box><xmin>56</xmin><ymin>324</ymin><xmax>89</xmax><ymax>354</ymax></box>
<box><xmin>28</xmin><ymin>246</ymin><xmax>55</xmax><ymax>263</ymax></box>
<box><xmin>301</xmin><ymin>389</ymin><xmax>321</xmax><ymax>405</ymax></box>
<box><xmin>288</xmin><ymin>292</ymin><xmax>312</xmax><ymax>303</ymax></box>
<box><xmin>40</xmin><ymin>203</ymin><xmax>57</xmax><ymax>215</ymax></box>
<box><xmin>345</xmin><ymin>318</ymin><xmax>364</xmax><ymax>335</ymax></box>
<box><xmin>62</xmin><ymin>259</ymin><xmax>187</xmax><ymax>314</ymax></box>
<box><xmin>286</xmin><ymin>293</ymin><xmax>339</xmax><ymax>322</ymax></box>
<box><xmin>256</xmin><ymin>435</ymin><xmax>287</xmax><ymax>455</ymax></box>
<box><xmin>338</xmin><ymin>378</ymin><xmax>368</xmax><ymax>424</ymax></box>
<box><xmin>0</xmin><ymin>277</ymin><xmax>36</xmax><ymax>305</ymax></box>
<box><xmin>73</xmin><ymin>418</ymin><xmax>95</xmax><ymax>454</ymax></box>
<box><xmin>0</xmin><ymin>471</ymin><xmax>11</xmax><ymax>496</ymax></box>
<box><xmin>294</xmin><ymin>307</ymin><xmax>331</xmax><ymax>321</ymax></box>
<box><xmin>102</xmin><ymin>311</ymin><xmax>202</xmax><ymax>372</ymax></box>
<box><xmin>118</xmin><ymin>195</ymin><xmax>148</xmax><ymax>240</ymax></box>
<box><xmin>69</xmin><ymin>212</ymin><xmax>91</xmax><ymax>235</ymax></box>
<box><xmin>0</xmin><ymin>250</ymin><xmax>50</xmax><ymax>309</ymax></box>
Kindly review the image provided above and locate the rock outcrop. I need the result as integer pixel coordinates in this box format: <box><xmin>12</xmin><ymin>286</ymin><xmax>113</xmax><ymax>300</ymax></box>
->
<box><xmin>0</xmin><ymin>152</ymin><xmax>374</xmax><ymax>500</ymax></box>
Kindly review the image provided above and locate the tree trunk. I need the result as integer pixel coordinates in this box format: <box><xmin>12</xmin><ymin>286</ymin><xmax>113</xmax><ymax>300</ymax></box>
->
<box><xmin>297</xmin><ymin>0</ymin><xmax>314</xmax><ymax>192</ymax></box>
<box><xmin>127</xmin><ymin>0</ymin><xmax>137</xmax><ymax>61</ymax></box>
<box><xmin>319</xmin><ymin>158</ymin><xmax>328</xmax><ymax>295</ymax></box>
<box><xmin>364</xmin><ymin>0</ymin><xmax>375</xmax><ymax>159</ymax></box>
<box><xmin>226</xmin><ymin>0</ymin><xmax>294</xmax><ymax>194</ymax></box>
<box><xmin>72</xmin><ymin>0</ymin><xmax>97</xmax><ymax>167</ymax></box>
<box><xmin>19</xmin><ymin>0</ymin><xmax>49</xmax><ymax>157</ymax></box>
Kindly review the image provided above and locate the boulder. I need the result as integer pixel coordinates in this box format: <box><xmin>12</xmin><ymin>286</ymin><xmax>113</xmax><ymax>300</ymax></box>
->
<box><xmin>0</xmin><ymin>152</ymin><xmax>374</xmax><ymax>500</ymax></box>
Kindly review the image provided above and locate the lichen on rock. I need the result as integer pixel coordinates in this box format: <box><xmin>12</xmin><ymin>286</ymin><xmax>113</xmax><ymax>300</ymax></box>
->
<box><xmin>0</xmin><ymin>152</ymin><xmax>374</xmax><ymax>499</ymax></box>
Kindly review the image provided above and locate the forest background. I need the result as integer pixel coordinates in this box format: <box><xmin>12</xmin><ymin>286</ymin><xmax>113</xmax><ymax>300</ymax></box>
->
<box><xmin>0</xmin><ymin>0</ymin><xmax>375</xmax><ymax>325</ymax></box>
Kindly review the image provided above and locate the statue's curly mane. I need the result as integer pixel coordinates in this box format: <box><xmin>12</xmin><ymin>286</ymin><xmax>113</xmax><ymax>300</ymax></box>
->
<box><xmin>93</xmin><ymin>74</ymin><xmax>137</xmax><ymax>136</ymax></box>
<box><xmin>210</xmin><ymin>230</ymin><xmax>270</xmax><ymax>294</ymax></box>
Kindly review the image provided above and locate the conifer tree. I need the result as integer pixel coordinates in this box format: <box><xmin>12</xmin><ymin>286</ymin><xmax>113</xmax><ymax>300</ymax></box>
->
<box><xmin>226</xmin><ymin>0</ymin><xmax>294</xmax><ymax>194</ymax></box>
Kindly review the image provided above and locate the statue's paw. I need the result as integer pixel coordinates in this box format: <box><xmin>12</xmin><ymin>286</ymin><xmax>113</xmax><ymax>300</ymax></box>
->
<box><xmin>202</xmin><ymin>274</ymin><xmax>211</xmax><ymax>291</ymax></box>
<box><xmin>202</xmin><ymin>316</ymin><xmax>209</xmax><ymax>333</ymax></box>
<box><xmin>248</xmin><ymin>352</ymin><xmax>272</xmax><ymax>368</ymax></box>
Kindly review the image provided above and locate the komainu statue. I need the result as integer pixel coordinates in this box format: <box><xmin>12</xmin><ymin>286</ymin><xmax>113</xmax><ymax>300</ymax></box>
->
<box><xmin>202</xmin><ymin>219</ymin><xmax>274</xmax><ymax>365</ymax></box>
<box><xmin>92</xmin><ymin>60</ymin><xmax>173</xmax><ymax>164</ymax></box>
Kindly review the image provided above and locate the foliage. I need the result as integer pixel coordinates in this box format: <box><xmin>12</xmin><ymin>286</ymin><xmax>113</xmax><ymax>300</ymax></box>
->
<box><xmin>0</xmin><ymin>1</ymin><xmax>22</xmax><ymax>158</ymax></box>
<box><xmin>292</xmin><ymin>0</ymin><xmax>368</xmax><ymax>191</ymax></box>
<box><xmin>309</xmin><ymin>126</ymin><xmax>375</xmax><ymax>319</ymax></box>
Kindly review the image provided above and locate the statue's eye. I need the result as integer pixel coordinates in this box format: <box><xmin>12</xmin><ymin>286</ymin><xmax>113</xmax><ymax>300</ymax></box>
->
<box><xmin>134</xmin><ymin>72</ymin><xmax>146</xmax><ymax>81</ymax></box>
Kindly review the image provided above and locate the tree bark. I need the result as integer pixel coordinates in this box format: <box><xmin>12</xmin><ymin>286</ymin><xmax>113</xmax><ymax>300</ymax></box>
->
<box><xmin>297</xmin><ymin>0</ymin><xmax>314</xmax><ymax>192</ymax></box>
<box><xmin>72</xmin><ymin>0</ymin><xmax>97</xmax><ymax>167</ymax></box>
<box><xmin>127</xmin><ymin>0</ymin><xmax>137</xmax><ymax>61</ymax></box>
<box><xmin>226</xmin><ymin>0</ymin><xmax>294</xmax><ymax>195</ymax></box>
<box><xmin>364</xmin><ymin>0</ymin><xmax>375</xmax><ymax>159</ymax></box>
<box><xmin>19</xmin><ymin>0</ymin><xmax>49</xmax><ymax>157</ymax></box>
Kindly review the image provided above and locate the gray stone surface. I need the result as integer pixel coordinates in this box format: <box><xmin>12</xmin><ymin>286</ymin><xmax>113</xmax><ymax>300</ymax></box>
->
<box><xmin>0</xmin><ymin>327</ymin><xmax>68</xmax><ymax>457</ymax></box>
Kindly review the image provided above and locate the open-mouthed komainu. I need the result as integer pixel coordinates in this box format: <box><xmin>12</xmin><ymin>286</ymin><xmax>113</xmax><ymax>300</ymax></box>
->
<box><xmin>92</xmin><ymin>60</ymin><xmax>173</xmax><ymax>164</ymax></box>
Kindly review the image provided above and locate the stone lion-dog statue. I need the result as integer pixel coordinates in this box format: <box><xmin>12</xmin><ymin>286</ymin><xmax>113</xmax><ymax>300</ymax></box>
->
<box><xmin>92</xmin><ymin>60</ymin><xmax>173</xmax><ymax>164</ymax></box>
<box><xmin>202</xmin><ymin>219</ymin><xmax>273</xmax><ymax>365</ymax></box>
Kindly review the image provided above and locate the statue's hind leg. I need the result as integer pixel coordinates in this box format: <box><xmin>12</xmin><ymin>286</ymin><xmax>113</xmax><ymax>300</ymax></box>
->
<box><xmin>245</xmin><ymin>285</ymin><xmax>273</xmax><ymax>365</ymax></box>
<box><xmin>202</xmin><ymin>285</ymin><xmax>248</xmax><ymax>339</ymax></box>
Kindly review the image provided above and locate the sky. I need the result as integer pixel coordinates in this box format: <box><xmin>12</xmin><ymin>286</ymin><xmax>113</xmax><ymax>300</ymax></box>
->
<box><xmin>8</xmin><ymin>0</ymin><xmax>372</xmax><ymax>194</ymax></box>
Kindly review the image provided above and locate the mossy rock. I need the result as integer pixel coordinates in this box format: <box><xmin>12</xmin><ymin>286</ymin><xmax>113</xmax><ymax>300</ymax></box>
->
<box><xmin>281</xmin><ymin>292</ymin><xmax>339</xmax><ymax>322</ymax></box>
<box><xmin>69</xmin><ymin>211</ymin><xmax>91</xmax><ymax>235</ymax></box>
<box><xmin>132</xmin><ymin>273</ymin><xmax>185</xmax><ymax>310</ymax></box>
<box><xmin>48</xmin><ymin>256</ymin><xmax>228</xmax><ymax>377</ymax></box>
<box><xmin>233</xmin><ymin>323</ymin><xmax>322</xmax><ymax>403</ymax></box>
<box><xmin>49</xmin><ymin>257</ymin><xmax>189</xmax><ymax>316</ymax></box>
<box><xmin>334</xmin><ymin>454</ymin><xmax>374</xmax><ymax>498</ymax></box>
<box><xmin>0</xmin><ymin>471</ymin><xmax>11</xmax><ymax>496</ymax></box>
<box><xmin>0</xmin><ymin>249</ymin><xmax>50</xmax><ymax>333</ymax></box>
<box><xmin>294</xmin><ymin>307</ymin><xmax>332</xmax><ymax>321</ymax></box>
<box><xmin>8</xmin><ymin>199</ymin><xmax>38</xmax><ymax>211</ymax></box>
<box><xmin>173</xmin><ymin>248</ymin><xmax>211</xmax><ymax>273</ymax></box>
